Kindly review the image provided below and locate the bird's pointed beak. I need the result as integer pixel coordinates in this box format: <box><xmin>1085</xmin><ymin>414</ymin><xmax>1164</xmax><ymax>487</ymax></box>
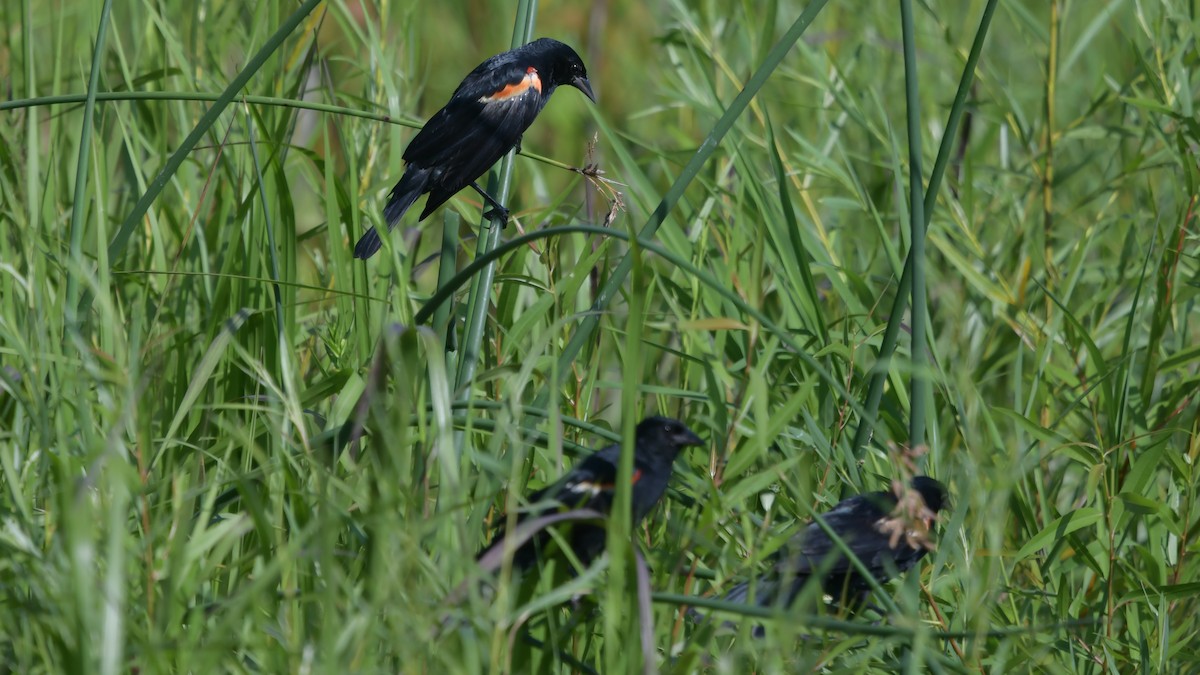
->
<box><xmin>573</xmin><ymin>76</ymin><xmax>596</xmax><ymax>103</ymax></box>
<box><xmin>677</xmin><ymin>428</ymin><xmax>704</xmax><ymax>448</ymax></box>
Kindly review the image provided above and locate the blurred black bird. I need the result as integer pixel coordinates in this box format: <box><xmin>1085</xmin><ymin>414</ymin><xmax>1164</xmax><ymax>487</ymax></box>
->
<box><xmin>355</xmin><ymin>38</ymin><xmax>595</xmax><ymax>259</ymax></box>
<box><xmin>479</xmin><ymin>416</ymin><xmax>703</xmax><ymax>571</ymax></box>
<box><xmin>718</xmin><ymin>476</ymin><xmax>948</xmax><ymax>623</ymax></box>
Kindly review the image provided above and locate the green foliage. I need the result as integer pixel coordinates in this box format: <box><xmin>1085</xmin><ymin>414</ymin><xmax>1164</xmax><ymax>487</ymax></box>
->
<box><xmin>1</xmin><ymin>0</ymin><xmax>1198</xmax><ymax>672</ymax></box>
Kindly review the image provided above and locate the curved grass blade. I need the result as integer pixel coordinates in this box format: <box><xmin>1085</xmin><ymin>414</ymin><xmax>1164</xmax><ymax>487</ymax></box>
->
<box><xmin>413</xmin><ymin>225</ymin><xmax>860</xmax><ymax>415</ymax></box>
<box><xmin>668</xmin><ymin>592</ymin><xmax>1095</xmax><ymax>640</ymax></box>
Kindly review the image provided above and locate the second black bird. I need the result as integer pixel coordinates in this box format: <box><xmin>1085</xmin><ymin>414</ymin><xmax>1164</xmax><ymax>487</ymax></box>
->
<box><xmin>719</xmin><ymin>476</ymin><xmax>948</xmax><ymax>619</ymax></box>
<box><xmin>479</xmin><ymin>416</ymin><xmax>703</xmax><ymax>571</ymax></box>
<box><xmin>355</xmin><ymin>38</ymin><xmax>595</xmax><ymax>259</ymax></box>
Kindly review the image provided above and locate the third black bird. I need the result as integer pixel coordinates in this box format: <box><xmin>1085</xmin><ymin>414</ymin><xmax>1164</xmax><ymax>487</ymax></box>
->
<box><xmin>479</xmin><ymin>416</ymin><xmax>703</xmax><ymax>571</ymax></box>
<box><xmin>720</xmin><ymin>476</ymin><xmax>948</xmax><ymax>618</ymax></box>
<box><xmin>355</xmin><ymin>38</ymin><xmax>595</xmax><ymax>259</ymax></box>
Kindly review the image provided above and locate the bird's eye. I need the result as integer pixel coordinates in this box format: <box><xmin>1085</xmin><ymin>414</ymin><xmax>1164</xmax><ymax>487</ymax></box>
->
<box><xmin>664</xmin><ymin>424</ymin><xmax>676</xmax><ymax>434</ymax></box>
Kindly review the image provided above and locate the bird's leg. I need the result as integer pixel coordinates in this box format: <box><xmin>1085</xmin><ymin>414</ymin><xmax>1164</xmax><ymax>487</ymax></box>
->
<box><xmin>470</xmin><ymin>182</ymin><xmax>510</xmax><ymax>226</ymax></box>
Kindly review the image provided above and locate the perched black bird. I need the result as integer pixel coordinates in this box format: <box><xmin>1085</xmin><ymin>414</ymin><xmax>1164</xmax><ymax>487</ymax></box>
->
<box><xmin>719</xmin><ymin>476</ymin><xmax>948</xmax><ymax>619</ymax></box>
<box><xmin>479</xmin><ymin>416</ymin><xmax>703</xmax><ymax>571</ymax></box>
<box><xmin>355</xmin><ymin>38</ymin><xmax>595</xmax><ymax>259</ymax></box>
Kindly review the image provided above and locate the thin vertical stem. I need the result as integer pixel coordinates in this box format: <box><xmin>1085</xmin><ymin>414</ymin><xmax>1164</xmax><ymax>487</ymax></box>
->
<box><xmin>23</xmin><ymin>0</ymin><xmax>40</xmax><ymax>276</ymax></box>
<box><xmin>900</xmin><ymin>0</ymin><xmax>928</xmax><ymax>449</ymax></box>
<box><xmin>606</xmin><ymin>235</ymin><xmax>646</xmax><ymax>671</ymax></box>
<box><xmin>433</xmin><ymin>211</ymin><xmax>462</xmax><ymax>361</ymax></box>
<box><xmin>65</xmin><ymin>0</ymin><xmax>112</xmax><ymax>328</ymax></box>
<box><xmin>1043</xmin><ymin>0</ymin><xmax>1059</xmax><ymax>268</ymax></box>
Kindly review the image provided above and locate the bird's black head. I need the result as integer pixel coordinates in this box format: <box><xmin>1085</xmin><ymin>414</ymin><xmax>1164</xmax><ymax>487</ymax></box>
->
<box><xmin>635</xmin><ymin>416</ymin><xmax>704</xmax><ymax>460</ymax></box>
<box><xmin>910</xmin><ymin>476</ymin><xmax>949</xmax><ymax>513</ymax></box>
<box><xmin>525</xmin><ymin>37</ymin><xmax>595</xmax><ymax>103</ymax></box>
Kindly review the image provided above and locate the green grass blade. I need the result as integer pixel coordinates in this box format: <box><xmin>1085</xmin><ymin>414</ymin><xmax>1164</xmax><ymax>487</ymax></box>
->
<box><xmin>158</xmin><ymin>308</ymin><xmax>252</xmax><ymax>461</ymax></box>
<box><xmin>64</xmin><ymin>0</ymin><xmax>112</xmax><ymax>326</ymax></box>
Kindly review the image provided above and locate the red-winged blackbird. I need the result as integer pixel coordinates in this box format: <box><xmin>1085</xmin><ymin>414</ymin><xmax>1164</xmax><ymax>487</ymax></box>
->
<box><xmin>354</xmin><ymin>38</ymin><xmax>595</xmax><ymax>259</ymax></box>
<box><xmin>479</xmin><ymin>416</ymin><xmax>703</xmax><ymax>571</ymax></box>
<box><xmin>719</xmin><ymin>476</ymin><xmax>948</xmax><ymax>617</ymax></box>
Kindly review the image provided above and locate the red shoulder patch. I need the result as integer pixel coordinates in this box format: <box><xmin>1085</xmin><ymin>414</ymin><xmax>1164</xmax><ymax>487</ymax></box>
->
<box><xmin>479</xmin><ymin>68</ymin><xmax>542</xmax><ymax>103</ymax></box>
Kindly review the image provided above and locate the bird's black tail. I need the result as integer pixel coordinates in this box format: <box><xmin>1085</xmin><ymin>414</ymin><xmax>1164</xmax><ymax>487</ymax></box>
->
<box><xmin>720</xmin><ymin>579</ymin><xmax>757</xmax><ymax>606</ymax></box>
<box><xmin>720</xmin><ymin>578</ymin><xmax>787</xmax><ymax>608</ymax></box>
<box><xmin>353</xmin><ymin>167</ymin><xmax>431</xmax><ymax>259</ymax></box>
<box><xmin>687</xmin><ymin>577</ymin><xmax>793</xmax><ymax>636</ymax></box>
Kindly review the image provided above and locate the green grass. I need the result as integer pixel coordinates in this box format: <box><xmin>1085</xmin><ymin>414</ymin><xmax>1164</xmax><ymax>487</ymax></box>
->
<box><xmin>2</xmin><ymin>0</ymin><xmax>1199</xmax><ymax>672</ymax></box>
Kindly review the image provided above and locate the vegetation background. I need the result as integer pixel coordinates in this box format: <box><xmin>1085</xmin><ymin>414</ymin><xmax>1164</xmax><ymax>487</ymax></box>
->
<box><xmin>1</xmin><ymin>0</ymin><xmax>1198</xmax><ymax>672</ymax></box>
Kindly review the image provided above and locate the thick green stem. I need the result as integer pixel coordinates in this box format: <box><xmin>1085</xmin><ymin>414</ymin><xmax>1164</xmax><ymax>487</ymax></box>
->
<box><xmin>850</xmin><ymin>0</ymin><xmax>998</xmax><ymax>455</ymax></box>
<box><xmin>900</xmin><ymin>0</ymin><xmax>929</xmax><ymax>449</ymax></box>
<box><xmin>452</xmin><ymin>1</ymin><xmax>539</xmax><ymax>394</ymax></box>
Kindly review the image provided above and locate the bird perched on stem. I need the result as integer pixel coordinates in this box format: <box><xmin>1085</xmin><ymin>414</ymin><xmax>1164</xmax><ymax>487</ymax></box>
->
<box><xmin>714</xmin><ymin>476</ymin><xmax>948</xmax><ymax>630</ymax></box>
<box><xmin>354</xmin><ymin>38</ymin><xmax>595</xmax><ymax>259</ymax></box>
<box><xmin>478</xmin><ymin>416</ymin><xmax>703</xmax><ymax>571</ymax></box>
